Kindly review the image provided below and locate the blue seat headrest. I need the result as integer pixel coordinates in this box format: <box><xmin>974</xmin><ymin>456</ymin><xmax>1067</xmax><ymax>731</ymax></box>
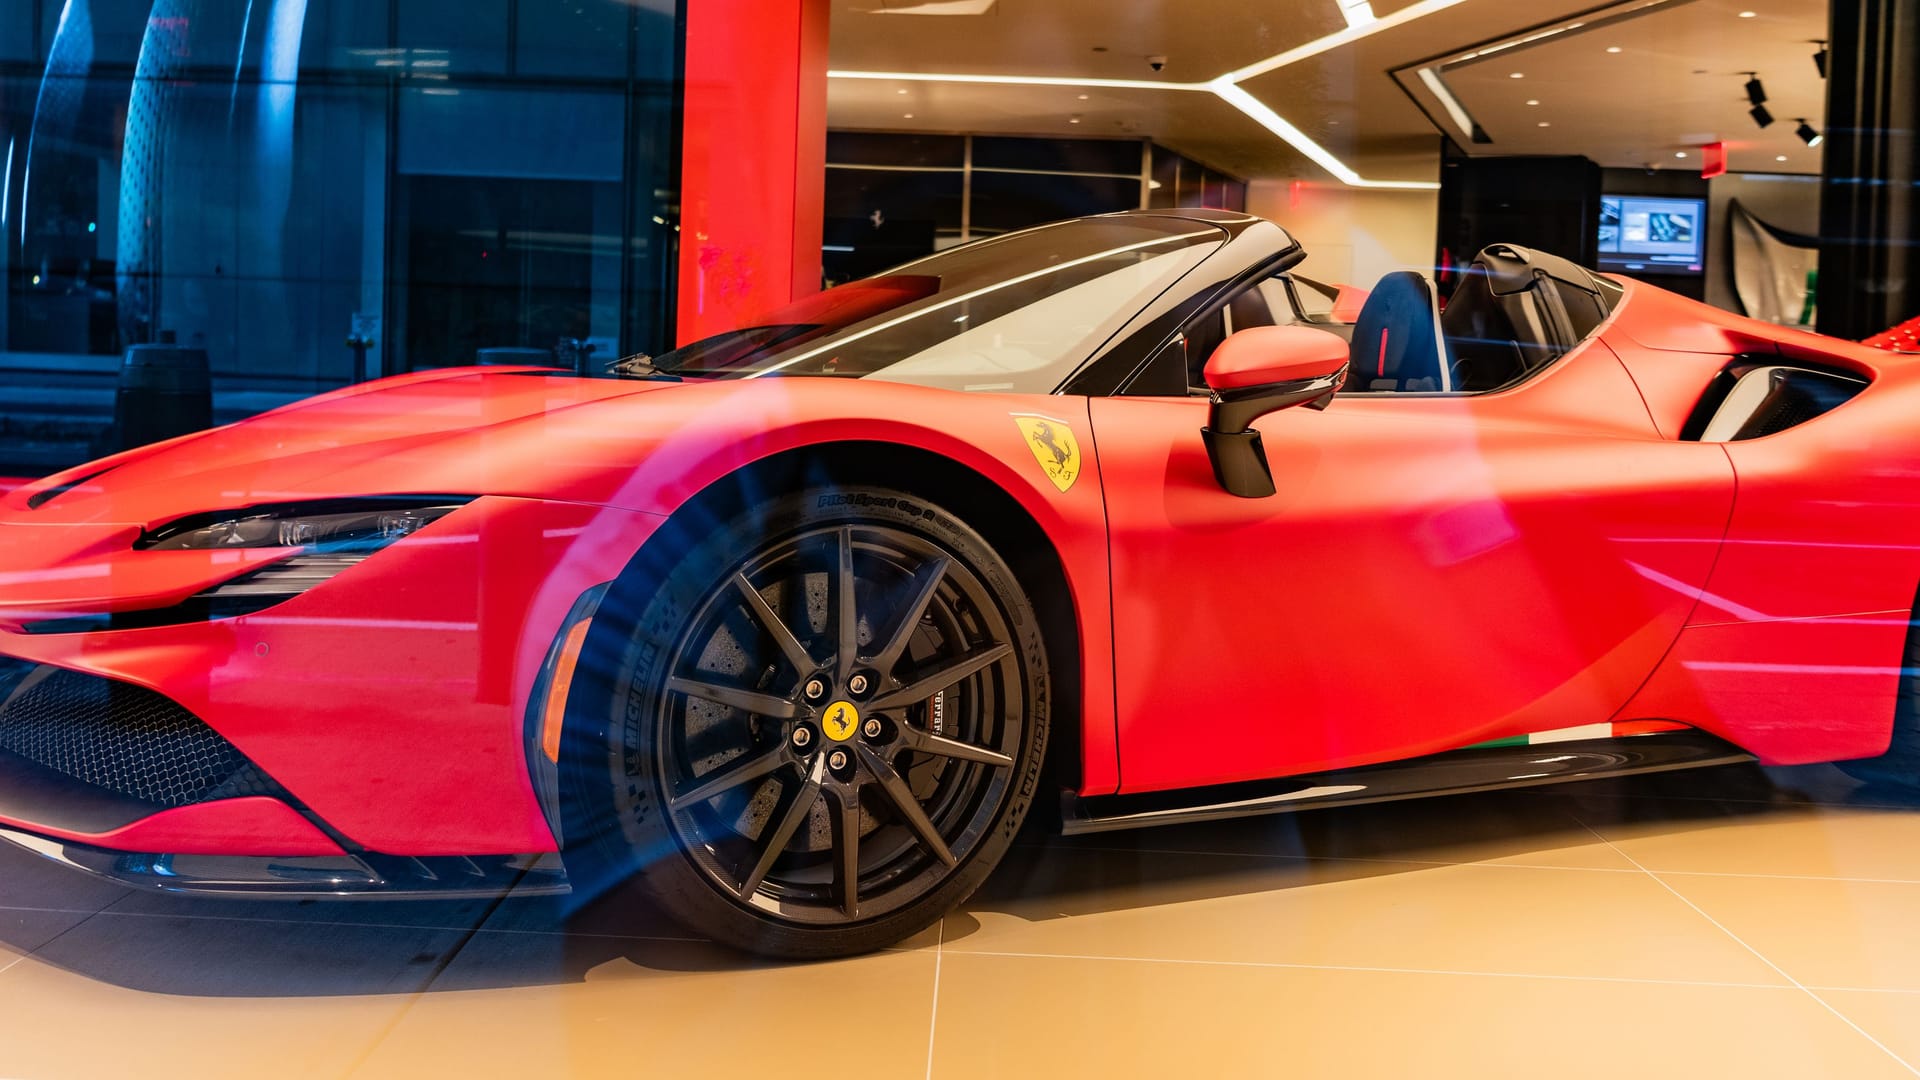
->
<box><xmin>1347</xmin><ymin>272</ymin><xmax>1452</xmax><ymax>393</ymax></box>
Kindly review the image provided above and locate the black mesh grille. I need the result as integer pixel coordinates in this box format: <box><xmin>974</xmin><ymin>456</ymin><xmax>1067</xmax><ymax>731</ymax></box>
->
<box><xmin>0</xmin><ymin>667</ymin><xmax>251</xmax><ymax>807</ymax></box>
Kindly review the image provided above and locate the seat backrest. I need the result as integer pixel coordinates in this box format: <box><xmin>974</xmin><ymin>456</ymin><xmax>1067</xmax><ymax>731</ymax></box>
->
<box><xmin>1442</xmin><ymin>244</ymin><xmax>1616</xmax><ymax>392</ymax></box>
<box><xmin>1347</xmin><ymin>271</ymin><xmax>1451</xmax><ymax>392</ymax></box>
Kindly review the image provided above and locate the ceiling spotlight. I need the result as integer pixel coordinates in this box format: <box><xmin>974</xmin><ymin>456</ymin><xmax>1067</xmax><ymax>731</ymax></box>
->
<box><xmin>1606</xmin><ymin>45</ymin><xmax>1623</xmax><ymax>53</ymax></box>
<box><xmin>1738</xmin><ymin>9</ymin><xmax>1757</xmax><ymax>17</ymax></box>
<box><xmin>1525</xmin><ymin>98</ymin><xmax>1540</xmax><ymax>105</ymax></box>
<box><xmin>1537</xmin><ymin>121</ymin><xmax>1551</xmax><ymax>127</ymax></box>
<box><xmin>1776</xmin><ymin>154</ymin><xmax>1789</xmax><ymax>161</ymax></box>
<box><xmin>1743</xmin><ymin>73</ymin><xmax>1767</xmax><ymax>106</ymax></box>
<box><xmin>1812</xmin><ymin>40</ymin><xmax>1828</xmax><ymax>78</ymax></box>
<box><xmin>1509</xmin><ymin>72</ymin><xmax>1525</xmax><ymax>79</ymax></box>
<box><xmin>1077</xmin><ymin>93</ymin><xmax>1090</xmax><ymax>100</ymax></box>
<box><xmin>1675</xmin><ymin>150</ymin><xmax>1688</xmax><ymax>158</ymax></box>
<box><xmin>1795</xmin><ymin>119</ymin><xmax>1823</xmax><ymax>147</ymax></box>
<box><xmin>1750</xmin><ymin>103</ymin><xmax>1774</xmax><ymax>127</ymax></box>
<box><xmin>896</xmin><ymin>88</ymin><xmax>908</xmax><ymax>95</ymax></box>
<box><xmin>903</xmin><ymin>113</ymin><xmax>914</xmax><ymax>119</ymax></box>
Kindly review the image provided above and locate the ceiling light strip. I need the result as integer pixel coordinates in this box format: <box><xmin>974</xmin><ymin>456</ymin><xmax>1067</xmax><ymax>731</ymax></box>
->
<box><xmin>825</xmin><ymin>69</ymin><xmax>1209</xmax><ymax>92</ymax></box>
<box><xmin>1220</xmin><ymin>0</ymin><xmax>1473</xmax><ymax>84</ymax></box>
<box><xmin>1209</xmin><ymin>81</ymin><xmax>1437</xmax><ymax>190</ymax></box>
<box><xmin>1416</xmin><ymin>67</ymin><xmax>1477</xmax><ymax>142</ymax></box>
<box><xmin>828</xmin><ymin>0</ymin><xmax>1467</xmax><ymax>191</ymax></box>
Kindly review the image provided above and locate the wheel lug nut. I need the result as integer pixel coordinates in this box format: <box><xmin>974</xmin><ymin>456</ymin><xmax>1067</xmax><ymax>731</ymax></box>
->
<box><xmin>862</xmin><ymin>718</ymin><xmax>883</xmax><ymax>739</ymax></box>
<box><xmin>849</xmin><ymin>674</ymin><xmax>870</xmax><ymax>695</ymax></box>
<box><xmin>803</xmin><ymin>678</ymin><xmax>825</xmax><ymax>701</ymax></box>
<box><xmin>791</xmin><ymin>727</ymin><xmax>812</xmax><ymax>748</ymax></box>
<box><xmin>828</xmin><ymin>750</ymin><xmax>849</xmax><ymax>771</ymax></box>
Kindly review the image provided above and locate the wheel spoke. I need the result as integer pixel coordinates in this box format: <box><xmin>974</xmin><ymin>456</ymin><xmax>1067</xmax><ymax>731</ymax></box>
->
<box><xmin>835</xmin><ymin>526</ymin><xmax>860</xmax><ymax>677</ymax></box>
<box><xmin>830</xmin><ymin>790</ymin><xmax>862</xmax><ymax>918</ymax></box>
<box><xmin>869</xmin><ymin>555</ymin><xmax>950</xmax><ymax>683</ymax></box>
<box><xmin>902</xmin><ymin>727</ymin><xmax>1013</xmax><ymax>768</ymax></box>
<box><xmin>668</xmin><ymin>747</ymin><xmax>788</xmax><ymax>812</ymax></box>
<box><xmin>666</xmin><ymin>676</ymin><xmax>802</xmax><ymax>720</ymax></box>
<box><xmin>870</xmin><ymin>643</ymin><xmax>1014</xmax><ymax>711</ymax></box>
<box><xmin>738</xmin><ymin>754</ymin><xmax>826</xmax><ymax>897</ymax></box>
<box><xmin>856</xmin><ymin>744</ymin><xmax>956</xmax><ymax>867</ymax></box>
<box><xmin>732</xmin><ymin>572</ymin><xmax>817</xmax><ymax>676</ymax></box>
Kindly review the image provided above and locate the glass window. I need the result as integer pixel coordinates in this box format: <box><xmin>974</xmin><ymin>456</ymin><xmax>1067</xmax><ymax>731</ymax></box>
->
<box><xmin>393</xmin><ymin>87</ymin><xmax>628</xmax><ymax>369</ymax></box>
<box><xmin>2</xmin><ymin>1</ymin><xmax>683</xmax><ymax>475</ymax></box>
<box><xmin>58</xmin><ymin>0</ymin><xmax>156</xmax><ymax>67</ymax></box>
<box><xmin>1</xmin><ymin>4</ymin><xmax>33</xmax><ymax>63</ymax></box>
<box><xmin>397</xmin><ymin>0</ymin><xmax>509</xmax><ymax>76</ymax></box>
<box><xmin>969</xmin><ymin>171</ymin><xmax>1142</xmax><ymax>233</ymax></box>
<box><xmin>652</xmin><ymin>217</ymin><xmax>1223</xmax><ymax>393</ymax></box>
<box><xmin>630</xmin><ymin>1</ymin><xmax>678</xmax><ymax>85</ymax></box>
<box><xmin>827</xmin><ymin>132</ymin><xmax>965</xmax><ymax>169</ymax></box>
<box><xmin>1149</xmin><ymin>146</ymin><xmax>1178</xmax><ymax>210</ymax></box>
<box><xmin>823</xmin><ymin>167</ymin><xmax>963</xmax><ymax>284</ymax></box>
<box><xmin>515</xmin><ymin>0</ymin><xmax>631</xmax><ymax>79</ymax></box>
<box><xmin>299</xmin><ymin>0</ymin><xmax>395</xmax><ymax>74</ymax></box>
<box><xmin>972</xmin><ymin>135</ymin><xmax>1141</xmax><ymax>175</ymax></box>
<box><xmin>397</xmin><ymin>86</ymin><xmax>624</xmax><ymax>182</ymax></box>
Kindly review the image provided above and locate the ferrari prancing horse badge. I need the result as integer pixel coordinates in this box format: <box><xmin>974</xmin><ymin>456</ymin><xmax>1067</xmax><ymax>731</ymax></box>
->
<box><xmin>1013</xmin><ymin>414</ymin><xmax>1081</xmax><ymax>493</ymax></box>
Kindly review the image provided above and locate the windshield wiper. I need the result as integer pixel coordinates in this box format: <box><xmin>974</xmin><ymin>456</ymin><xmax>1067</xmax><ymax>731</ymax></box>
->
<box><xmin>607</xmin><ymin>353</ymin><xmax>683</xmax><ymax>381</ymax></box>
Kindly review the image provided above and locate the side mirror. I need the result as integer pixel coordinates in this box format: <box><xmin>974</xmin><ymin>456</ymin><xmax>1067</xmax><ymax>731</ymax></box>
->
<box><xmin>1201</xmin><ymin>326</ymin><xmax>1349</xmax><ymax>499</ymax></box>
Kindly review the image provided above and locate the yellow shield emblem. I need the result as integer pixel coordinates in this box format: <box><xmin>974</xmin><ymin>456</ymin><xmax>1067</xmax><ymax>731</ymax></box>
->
<box><xmin>821</xmin><ymin>700</ymin><xmax>860</xmax><ymax>742</ymax></box>
<box><xmin>1013</xmin><ymin>414</ymin><xmax>1082</xmax><ymax>493</ymax></box>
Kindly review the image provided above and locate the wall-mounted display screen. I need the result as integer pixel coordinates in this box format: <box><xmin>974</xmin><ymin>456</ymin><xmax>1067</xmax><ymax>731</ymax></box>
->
<box><xmin>1597</xmin><ymin>194</ymin><xmax>1707</xmax><ymax>275</ymax></box>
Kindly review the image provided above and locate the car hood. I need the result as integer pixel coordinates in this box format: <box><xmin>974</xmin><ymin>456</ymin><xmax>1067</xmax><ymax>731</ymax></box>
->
<box><xmin>4</xmin><ymin>368</ymin><xmax>677</xmax><ymax>527</ymax></box>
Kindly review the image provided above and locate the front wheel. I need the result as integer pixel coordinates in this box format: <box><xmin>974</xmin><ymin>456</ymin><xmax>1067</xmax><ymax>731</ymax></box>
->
<box><xmin>569</xmin><ymin>485</ymin><xmax>1050</xmax><ymax>958</ymax></box>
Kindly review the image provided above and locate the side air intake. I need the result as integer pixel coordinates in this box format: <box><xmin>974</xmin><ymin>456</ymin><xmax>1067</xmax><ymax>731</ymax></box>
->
<box><xmin>0</xmin><ymin>664</ymin><xmax>269</xmax><ymax>808</ymax></box>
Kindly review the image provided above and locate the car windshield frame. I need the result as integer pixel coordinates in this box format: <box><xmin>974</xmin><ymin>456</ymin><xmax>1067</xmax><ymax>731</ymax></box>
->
<box><xmin>636</xmin><ymin>215</ymin><xmax>1227</xmax><ymax>394</ymax></box>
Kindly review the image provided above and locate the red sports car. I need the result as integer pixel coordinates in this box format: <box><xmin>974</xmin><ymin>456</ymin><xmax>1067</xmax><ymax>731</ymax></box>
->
<box><xmin>1</xmin><ymin>209</ymin><xmax>1912</xmax><ymax>958</ymax></box>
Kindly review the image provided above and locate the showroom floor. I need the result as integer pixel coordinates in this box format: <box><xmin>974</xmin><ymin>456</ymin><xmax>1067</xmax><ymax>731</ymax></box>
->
<box><xmin>5</xmin><ymin>764</ymin><xmax>1920</xmax><ymax>1078</ymax></box>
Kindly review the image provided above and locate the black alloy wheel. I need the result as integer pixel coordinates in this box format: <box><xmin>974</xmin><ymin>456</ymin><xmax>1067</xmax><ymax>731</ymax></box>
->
<box><xmin>572</xmin><ymin>485</ymin><xmax>1050</xmax><ymax>958</ymax></box>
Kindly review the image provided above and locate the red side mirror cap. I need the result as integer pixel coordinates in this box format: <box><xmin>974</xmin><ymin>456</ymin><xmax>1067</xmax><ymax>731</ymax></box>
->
<box><xmin>1204</xmin><ymin>325</ymin><xmax>1350</xmax><ymax>393</ymax></box>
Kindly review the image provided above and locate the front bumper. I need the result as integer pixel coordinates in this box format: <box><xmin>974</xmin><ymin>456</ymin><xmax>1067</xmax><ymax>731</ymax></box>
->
<box><xmin>0</xmin><ymin>658</ymin><xmax>344</xmax><ymax>854</ymax></box>
<box><xmin>0</xmin><ymin>658</ymin><xmax>569</xmax><ymax>895</ymax></box>
<box><xmin>0</xmin><ymin>495</ymin><xmax>663</xmax><ymax>856</ymax></box>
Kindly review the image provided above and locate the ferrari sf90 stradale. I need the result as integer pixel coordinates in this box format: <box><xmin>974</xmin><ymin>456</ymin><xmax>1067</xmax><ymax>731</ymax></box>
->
<box><xmin>2</xmin><ymin>209</ymin><xmax>1912</xmax><ymax>957</ymax></box>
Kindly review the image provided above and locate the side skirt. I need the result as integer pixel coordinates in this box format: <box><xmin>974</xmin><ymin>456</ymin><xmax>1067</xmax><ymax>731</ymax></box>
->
<box><xmin>1060</xmin><ymin>732</ymin><xmax>1753</xmax><ymax>836</ymax></box>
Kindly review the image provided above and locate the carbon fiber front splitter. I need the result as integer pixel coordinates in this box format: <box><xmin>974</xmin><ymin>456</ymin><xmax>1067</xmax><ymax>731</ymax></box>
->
<box><xmin>0</xmin><ymin>827</ymin><xmax>570</xmax><ymax>899</ymax></box>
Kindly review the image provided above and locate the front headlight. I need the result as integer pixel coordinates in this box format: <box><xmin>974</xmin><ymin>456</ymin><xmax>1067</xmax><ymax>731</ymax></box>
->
<box><xmin>141</xmin><ymin>498</ymin><xmax>471</xmax><ymax>615</ymax></box>
<box><xmin>139</xmin><ymin>499</ymin><xmax>471</xmax><ymax>552</ymax></box>
<box><xmin>18</xmin><ymin>499</ymin><xmax>476</xmax><ymax>634</ymax></box>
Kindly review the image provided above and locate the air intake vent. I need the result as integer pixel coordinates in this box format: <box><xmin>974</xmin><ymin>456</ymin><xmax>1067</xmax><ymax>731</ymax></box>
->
<box><xmin>0</xmin><ymin>666</ymin><xmax>255</xmax><ymax>808</ymax></box>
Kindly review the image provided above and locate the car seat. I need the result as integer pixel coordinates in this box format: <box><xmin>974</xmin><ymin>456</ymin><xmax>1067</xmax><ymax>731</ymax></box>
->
<box><xmin>1347</xmin><ymin>271</ymin><xmax>1452</xmax><ymax>392</ymax></box>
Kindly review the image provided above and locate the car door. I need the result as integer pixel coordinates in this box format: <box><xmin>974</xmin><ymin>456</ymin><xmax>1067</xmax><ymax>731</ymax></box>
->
<box><xmin>1087</xmin><ymin>338</ymin><xmax>1737</xmax><ymax>794</ymax></box>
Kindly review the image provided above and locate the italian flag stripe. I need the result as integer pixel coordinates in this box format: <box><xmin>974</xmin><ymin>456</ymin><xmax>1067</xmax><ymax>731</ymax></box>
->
<box><xmin>1464</xmin><ymin>720</ymin><xmax>1689</xmax><ymax>751</ymax></box>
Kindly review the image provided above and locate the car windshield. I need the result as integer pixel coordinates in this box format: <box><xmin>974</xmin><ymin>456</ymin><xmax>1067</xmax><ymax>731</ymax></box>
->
<box><xmin>636</xmin><ymin>216</ymin><xmax>1223</xmax><ymax>393</ymax></box>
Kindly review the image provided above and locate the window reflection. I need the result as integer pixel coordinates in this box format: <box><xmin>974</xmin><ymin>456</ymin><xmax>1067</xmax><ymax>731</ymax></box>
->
<box><xmin>0</xmin><ymin>0</ymin><xmax>681</xmax><ymax>475</ymax></box>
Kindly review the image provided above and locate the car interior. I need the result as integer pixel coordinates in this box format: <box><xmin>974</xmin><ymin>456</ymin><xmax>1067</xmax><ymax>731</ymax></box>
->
<box><xmin>1174</xmin><ymin>243</ymin><xmax>1621</xmax><ymax>397</ymax></box>
<box><xmin>1340</xmin><ymin>243</ymin><xmax>1622</xmax><ymax>395</ymax></box>
<box><xmin>1163</xmin><ymin>243</ymin><xmax>1870</xmax><ymax>445</ymax></box>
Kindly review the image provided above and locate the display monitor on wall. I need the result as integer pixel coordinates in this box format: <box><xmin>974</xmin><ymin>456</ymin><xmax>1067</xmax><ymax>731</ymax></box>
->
<box><xmin>1597</xmin><ymin>194</ymin><xmax>1707</xmax><ymax>275</ymax></box>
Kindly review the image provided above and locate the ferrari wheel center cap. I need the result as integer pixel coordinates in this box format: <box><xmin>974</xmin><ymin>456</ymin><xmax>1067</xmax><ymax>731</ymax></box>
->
<box><xmin>821</xmin><ymin>700</ymin><xmax>860</xmax><ymax>743</ymax></box>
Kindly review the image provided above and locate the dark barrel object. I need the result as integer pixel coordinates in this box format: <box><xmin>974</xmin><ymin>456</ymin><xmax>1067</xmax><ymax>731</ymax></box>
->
<box><xmin>113</xmin><ymin>344</ymin><xmax>211</xmax><ymax>452</ymax></box>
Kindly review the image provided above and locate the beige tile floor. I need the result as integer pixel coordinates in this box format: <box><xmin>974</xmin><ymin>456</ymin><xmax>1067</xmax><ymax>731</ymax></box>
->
<box><xmin>7</xmin><ymin>762</ymin><xmax>1920</xmax><ymax>1078</ymax></box>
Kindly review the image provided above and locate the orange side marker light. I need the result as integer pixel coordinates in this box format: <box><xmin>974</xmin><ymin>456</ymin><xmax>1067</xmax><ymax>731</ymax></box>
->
<box><xmin>541</xmin><ymin>618</ymin><xmax>593</xmax><ymax>763</ymax></box>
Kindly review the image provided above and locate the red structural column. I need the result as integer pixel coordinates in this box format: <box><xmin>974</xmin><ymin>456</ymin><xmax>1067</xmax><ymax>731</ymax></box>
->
<box><xmin>677</xmin><ymin>0</ymin><xmax>830</xmax><ymax>346</ymax></box>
